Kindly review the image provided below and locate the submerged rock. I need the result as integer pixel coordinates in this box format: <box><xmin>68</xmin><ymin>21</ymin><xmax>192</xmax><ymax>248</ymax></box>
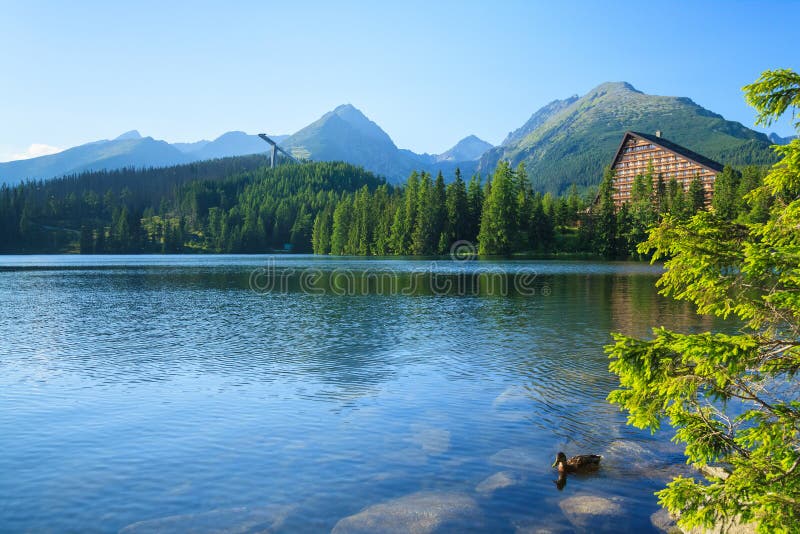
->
<box><xmin>489</xmin><ymin>448</ymin><xmax>546</xmax><ymax>471</ymax></box>
<box><xmin>410</xmin><ymin>425</ymin><xmax>451</xmax><ymax>455</ymax></box>
<box><xmin>492</xmin><ymin>386</ymin><xmax>535</xmax><ymax>421</ymax></box>
<box><xmin>119</xmin><ymin>504</ymin><xmax>294</xmax><ymax>534</ymax></box>
<box><xmin>558</xmin><ymin>495</ymin><xmax>624</xmax><ymax>530</ymax></box>
<box><xmin>651</xmin><ymin>508</ymin><xmax>681</xmax><ymax>533</ymax></box>
<box><xmin>383</xmin><ymin>446</ymin><xmax>430</xmax><ymax>466</ymax></box>
<box><xmin>475</xmin><ymin>471</ymin><xmax>522</xmax><ymax>495</ymax></box>
<box><xmin>493</xmin><ymin>385</ymin><xmax>531</xmax><ymax>409</ymax></box>
<box><xmin>603</xmin><ymin>439</ymin><xmax>651</xmax><ymax>460</ymax></box>
<box><xmin>513</xmin><ymin>517</ymin><xmax>574</xmax><ymax>534</ymax></box>
<box><xmin>603</xmin><ymin>439</ymin><xmax>692</xmax><ymax>482</ymax></box>
<box><xmin>331</xmin><ymin>491</ymin><xmax>481</xmax><ymax>534</ymax></box>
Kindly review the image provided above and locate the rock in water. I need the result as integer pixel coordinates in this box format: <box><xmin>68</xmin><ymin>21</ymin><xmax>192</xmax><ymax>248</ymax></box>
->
<box><xmin>119</xmin><ymin>504</ymin><xmax>294</xmax><ymax>533</ymax></box>
<box><xmin>513</xmin><ymin>516</ymin><xmax>575</xmax><ymax>534</ymax></box>
<box><xmin>650</xmin><ymin>508</ymin><xmax>681</xmax><ymax>533</ymax></box>
<box><xmin>331</xmin><ymin>491</ymin><xmax>482</xmax><ymax>534</ymax></box>
<box><xmin>475</xmin><ymin>471</ymin><xmax>521</xmax><ymax>496</ymax></box>
<box><xmin>558</xmin><ymin>495</ymin><xmax>624</xmax><ymax>531</ymax></box>
<box><xmin>410</xmin><ymin>425</ymin><xmax>451</xmax><ymax>455</ymax></box>
<box><xmin>489</xmin><ymin>448</ymin><xmax>545</xmax><ymax>470</ymax></box>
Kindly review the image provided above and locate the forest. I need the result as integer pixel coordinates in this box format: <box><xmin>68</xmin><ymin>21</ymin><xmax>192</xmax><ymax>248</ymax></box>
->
<box><xmin>0</xmin><ymin>156</ymin><xmax>769</xmax><ymax>258</ymax></box>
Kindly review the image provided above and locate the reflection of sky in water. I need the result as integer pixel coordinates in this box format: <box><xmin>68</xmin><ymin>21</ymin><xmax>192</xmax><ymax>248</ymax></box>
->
<box><xmin>0</xmin><ymin>256</ymin><xmax>720</xmax><ymax>532</ymax></box>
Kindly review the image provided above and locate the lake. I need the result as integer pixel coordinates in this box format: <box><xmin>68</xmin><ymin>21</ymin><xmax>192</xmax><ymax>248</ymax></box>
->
<box><xmin>0</xmin><ymin>255</ymin><xmax>712</xmax><ymax>533</ymax></box>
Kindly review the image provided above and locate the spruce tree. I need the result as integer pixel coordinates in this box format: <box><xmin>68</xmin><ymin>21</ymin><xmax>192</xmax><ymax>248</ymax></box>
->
<box><xmin>466</xmin><ymin>173</ymin><xmax>484</xmax><ymax>242</ymax></box>
<box><xmin>594</xmin><ymin>166</ymin><xmax>618</xmax><ymax>258</ymax></box>
<box><xmin>711</xmin><ymin>166</ymin><xmax>741</xmax><ymax>220</ymax></box>
<box><xmin>478</xmin><ymin>161</ymin><xmax>517</xmax><ymax>255</ymax></box>
<box><xmin>411</xmin><ymin>173</ymin><xmax>436</xmax><ymax>255</ymax></box>
<box><xmin>330</xmin><ymin>196</ymin><xmax>353</xmax><ymax>255</ymax></box>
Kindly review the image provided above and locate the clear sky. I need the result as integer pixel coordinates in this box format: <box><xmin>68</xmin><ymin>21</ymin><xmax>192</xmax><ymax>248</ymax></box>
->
<box><xmin>1</xmin><ymin>0</ymin><xmax>798</xmax><ymax>161</ymax></box>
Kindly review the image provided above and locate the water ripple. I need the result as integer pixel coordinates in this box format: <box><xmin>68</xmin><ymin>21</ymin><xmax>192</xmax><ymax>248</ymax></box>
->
<box><xmin>0</xmin><ymin>257</ymin><xmax>717</xmax><ymax>533</ymax></box>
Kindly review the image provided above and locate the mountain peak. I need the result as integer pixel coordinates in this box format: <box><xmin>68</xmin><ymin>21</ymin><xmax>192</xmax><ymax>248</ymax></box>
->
<box><xmin>588</xmin><ymin>81</ymin><xmax>642</xmax><ymax>96</ymax></box>
<box><xmin>333</xmin><ymin>103</ymin><xmax>358</xmax><ymax>113</ymax></box>
<box><xmin>290</xmin><ymin>103</ymin><xmax>397</xmax><ymax>150</ymax></box>
<box><xmin>114</xmin><ymin>130</ymin><xmax>142</xmax><ymax>141</ymax></box>
<box><xmin>330</xmin><ymin>103</ymin><xmax>372</xmax><ymax>124</ymax></box>
<box><xmin>437</xmin><ymin>135</ymin><xmax>493</xmax><ymax>162</ymax></box>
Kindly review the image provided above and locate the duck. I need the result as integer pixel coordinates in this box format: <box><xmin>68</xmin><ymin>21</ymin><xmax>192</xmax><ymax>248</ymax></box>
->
<box><xmin>552</xmin><ymin>451</ymin><xmax>602</xmax><ymax>473</ymax></box>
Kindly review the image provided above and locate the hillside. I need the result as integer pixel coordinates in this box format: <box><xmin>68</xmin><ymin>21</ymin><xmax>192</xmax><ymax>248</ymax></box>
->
<box><xmin>0</xmin><ymin>131</ymin><xmax>290</xmax><ymax>186</ymax></box>
<box><xmin>0</xmin><ymin>133</ymin><xmax>191</xmax><ymax>185</ymax></box>
<box><xmin>0</xmin><ymin>158</ymin><xmax>384</xmax><ymax>253</ymax></box>
<box><xmin>480</xmin><ymin>82</ymin><xmax>777</xmax><ymax>193</ymax></box>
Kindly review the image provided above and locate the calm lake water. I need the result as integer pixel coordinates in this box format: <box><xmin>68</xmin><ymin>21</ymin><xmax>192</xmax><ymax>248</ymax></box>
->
<box><xmin>0</xmin><ymin>255</ymin><xmax>713</xmax><ymax>533</ymax></box>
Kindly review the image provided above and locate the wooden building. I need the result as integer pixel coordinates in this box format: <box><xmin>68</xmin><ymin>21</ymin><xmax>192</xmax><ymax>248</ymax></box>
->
<box><xmin>609</xmin><ymin>131</ymin><xmax>723</xmax><ymax>206</ymax></box>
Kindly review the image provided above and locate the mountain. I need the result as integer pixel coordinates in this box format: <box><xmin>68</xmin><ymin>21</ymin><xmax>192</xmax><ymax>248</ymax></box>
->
<box><xmin>280</xmin><ymin>104</ymin><xmax>411</xmax><ymax>178</ymax></box>
<box><xmin>502</xmin><ymin>96</ymin><xmax>579</xmax><ymax>147</ymax></box>
<box><xmin>279</xmin><ymin>104</ymin><xmax>481</xmax><ymax>182</ymax></box>
<box><xmin>480</xmin><ymin>82</ymin><xmax>778</xmax><ymax>193</ymax></box>
<box><xmin>0</xmin><ymin>135</ymin><xmax>190</xmax><ymax>185</ymax></box>
<box><xmin>173</xmin><ymin>139</ymin><xmax>211</xmax><ymax>153</ymax></box>
<box><xmin>769</xmin><ymin>132</ymin><xmax>798</xmax><ymax>145</ymax></box>
<box><xmin>115</xmin><ymin>130</ymin><xmax>143</xmax><ymax>141</ymax></box>
<box><xmin>178</xmin><ymin>131</ymin><xmax>290</xmax><ymax>160</ymax></box>
<box><xmin>0</xmin><ymin>130</ymin><xmax>291</xmax><ymax>185</ymax></box>
<box><xmin>436</xmin><ymin>135</ymin><xmax>493</xmax><ymax>162</ymax></box>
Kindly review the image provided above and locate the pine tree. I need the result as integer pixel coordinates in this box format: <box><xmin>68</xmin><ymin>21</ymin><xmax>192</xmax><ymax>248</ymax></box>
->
<box><xmin>567</xmin><ymin>183</ymin><xmax>581</xmax><ymax>225</ymax></box>
<box><xmin>445</xmin><ymin>170</ymin><xmax>469</xmax><ymax>246</ymax></box>
<box><xmin>330</xmin><ymin>196</ymin><xmax>353</xmax><ymax>255</ymax></box>
<box><xmin>466</xmin><ymin>173</ymin><xmax>484</xmax><ymax>242</ymax></box>
<box><xmin>688</xmin><ymin>176</ymin><xmax>706</xmax><ymax>213</ymax></box>
<box><xmin>412</xmin><ymin>173</ymin><xmax>436</xmax><ymax>255</ymax></box>
<box><xmin>711</xmin><ymin>166</ymin><xmax>741</xmax><ymax>220</ymax></box>
<box><xmin>594</xmin><ymin>166</ymin><xmax>618</xmax><ymax>258</ymax></box>
<box><xmin>290</xmin><ymin>205</ymin><xmax>313</xmax><ymax>252</ymax></box>
<box><xmin>478</xmin><ymin>161</ymin><xmax>517</xmax><ymax>255</ymax></box>
<box><xmin>372</xmin><ymin>186</ymin><xmax>393</xmax><ymax>255</ymax></box>
<box><xmin>432</xmin><ymin>172</ymin><xmax>447</xmax><ymax>253</ymax></box>
<box><xmin>389</xmin><ymin>196</ymin><xmax>408</xmax><ymax>255</ymax></box>
<box><xmin>655</xmin><ymin>172</ymin><xmax>667</xmax><ymax>213</ymax></box>
<box><xmin>311</xmin><ymin>205</ymin><xmax>333</xmax><ymax>254</ymax></box>
<box><xmin>627</xmin><ymin>173</ymin><xmax>657</xmax><ymax>257</ymax></box>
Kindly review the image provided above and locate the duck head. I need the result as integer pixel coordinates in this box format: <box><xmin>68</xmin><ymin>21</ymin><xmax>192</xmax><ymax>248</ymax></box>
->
<box><xmin>552</xmin><ymin>452</ymin><xmax>568</xmax><ymax>471</ymax></box>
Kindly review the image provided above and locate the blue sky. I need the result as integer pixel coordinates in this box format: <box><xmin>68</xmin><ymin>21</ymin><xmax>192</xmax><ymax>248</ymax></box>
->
<box><xmin>1</xmin><ymin>0</ymin><xmax>798</xmax><ymax>161</ymax></box>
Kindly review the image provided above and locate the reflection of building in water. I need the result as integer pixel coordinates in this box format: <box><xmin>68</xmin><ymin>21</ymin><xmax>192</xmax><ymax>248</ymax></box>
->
<box><xmin>609</xmin><ymin>131</ymin><xmax>723</xmax><ymax>207</ymax></box>
<box><xmin>603</xmin><ymin>274</ymin><xmax>716</xmax><ymax>335</ymax></box>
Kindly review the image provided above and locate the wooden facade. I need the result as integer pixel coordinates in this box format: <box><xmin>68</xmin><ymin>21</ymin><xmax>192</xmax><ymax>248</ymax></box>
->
<box><xmin>610</xmin><ymin>131</ymin><xmax>723</xmax><ymax>206</ymax></box>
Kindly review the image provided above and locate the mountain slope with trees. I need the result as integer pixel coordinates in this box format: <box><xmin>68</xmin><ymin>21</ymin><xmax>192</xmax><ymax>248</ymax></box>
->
<box><xmin>480</xmin><ymin>82</ymin><xmax>778</xmax><ymax>194</ymax></box>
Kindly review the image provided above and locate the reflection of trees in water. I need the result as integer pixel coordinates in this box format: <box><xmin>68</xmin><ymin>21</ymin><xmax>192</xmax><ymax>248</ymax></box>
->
<box><xmin>15</xmin><ymin>268</ymin><xmax>407</xmax><ymax>400</ymax></box>
<box><xmin>25</xmin><ymin>266</ymin><xmax>724</xmax><ymax>413</ymax></box>
<box><xmin>487</xmin><ymin>273</ymin><xmax>721</xmax><ymax>450</ymax></box>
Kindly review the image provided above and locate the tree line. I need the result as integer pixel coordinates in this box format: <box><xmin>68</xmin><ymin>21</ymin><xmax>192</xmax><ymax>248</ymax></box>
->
<box><xmin>0</xmin><ymin>153</ymin><xmax>769</xmax><ymax>258</ymax></box>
